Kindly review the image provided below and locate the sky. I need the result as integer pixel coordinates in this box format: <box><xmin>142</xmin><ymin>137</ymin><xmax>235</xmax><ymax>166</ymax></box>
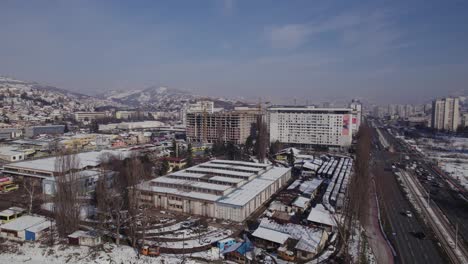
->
<box><xmin>1</xmin><ymin>0</ymin><xmax>468</xmax><ymax>104</ymax></box>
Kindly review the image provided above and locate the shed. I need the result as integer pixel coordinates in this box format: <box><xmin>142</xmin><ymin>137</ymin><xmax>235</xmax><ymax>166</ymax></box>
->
<box><xmin>25</xmin><ymin>220</ymin><xmax>54</xmax><ymax>241</ymax></box>
<box><xmin>307</xmin><ymin>204</ymin><xmax>336</xmax><ymax>230</ymax></box>
<box><xmin>0</xmin><ymin>207</ymin><xmax>25</xmax><ymax>224</ymax></box>
<box><xmin>68</xmin><ymin>230</ymin><xmax>102</xmax><ymax>246</ymax></box>
<box><xmin>0</xmin><ymin>215</ymin><xmax>47</xmax><ymax>240</ymax></box>
<box><xmin>217</xmin><ymin>237</ymin><xmax>236</xmax><ymax>251</ymax></box>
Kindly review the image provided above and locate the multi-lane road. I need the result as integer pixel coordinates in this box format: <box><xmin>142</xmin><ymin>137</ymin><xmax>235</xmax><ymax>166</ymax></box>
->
<box><xmin>369</xmin><ymin>127</ymin><xmax>446</xmax><ymax>264</ymax></box>
<box><xmin>370</xmin><ymin>119</ymin><xmax>468</xmax><ymax>263</ymax></box>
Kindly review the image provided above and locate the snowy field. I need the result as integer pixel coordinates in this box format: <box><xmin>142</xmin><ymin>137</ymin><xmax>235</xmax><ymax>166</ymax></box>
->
<box><xmin>0</xmin><ymin>240</ymin><xmax>214</xmax><ymax>264</ymax></box>
<box><xmin>408</xmin><ymin>137</ymin><xmax>468</xmax><ymax>190</ymax></box>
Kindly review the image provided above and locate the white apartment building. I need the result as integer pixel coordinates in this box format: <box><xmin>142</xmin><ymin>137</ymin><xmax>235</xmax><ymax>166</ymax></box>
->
<box><xmin>74</xmin><ymin>112</ymin><xmax>107</xmax><ymax>122</ymax></box>
<box><xmin>431</xmin><ymin>97</ymin><xmax>460</xmax><ymax>132</ymax></box>
<box><xmin>268</xmin><ymin>106</ymin><xmax>353</xmax><ymax>148</ymax></box>
<box><xmin>349</xmin><ymin>100</ymin><xmax>362</xmax><ymax>135</ymax></box>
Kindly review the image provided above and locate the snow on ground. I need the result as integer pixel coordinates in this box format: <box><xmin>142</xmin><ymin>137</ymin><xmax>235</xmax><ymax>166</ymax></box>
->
<box><xmin>411</xmin><ymin>136</ymin><xmax>468</xmax><ymax>190</ymax></box>
<box><xmin>151</xmin><ymin>229</ymin><xmax>232</xmax><ymax>249</ymax></box>
<box><xmin>348</xmin><ymin>222</ymin><xmax>377</xmax><ymax>264</ymax></box>
<box><xmin>149</xmin><ymin>226</ymin><xmax>218</xmax><ymax>239</ymax></box>
<box><xmin>0</xmin><ymin>240</ymin><xmax>203</xmax><ymax>264</ymax></box>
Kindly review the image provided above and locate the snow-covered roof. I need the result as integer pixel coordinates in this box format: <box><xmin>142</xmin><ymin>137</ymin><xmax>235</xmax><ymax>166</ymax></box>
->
<box><xmin>287</xmin><ymin>180</ymin><xmax>302</xmax><ymax>190</ymax></box>
<box><xmin>26</xmin><ymin>220</ymin><xmax>53</xmax><ymax>233</ymax></box>
<box><xmin>68</xmin><ymin>230</ymin><xmax>99</xmax><ymax>238</ymax></box>
<box><xmin>307</xmin><ymin>204</ymin><xmax>336</xmax><ymax>227</ymax></box>
<box><xmin>209</xmin><ymin>176</ymin><xmax>244</xmax><ymax>184</ymax></box>
<box><xmin>251</xmin><ymin>226</ymin><xmax>290</xmax><ymax>244</ymax></box>
<box><xmin>277</xmin><ymin>147</ymin><xmax>301</xmax><ymax>156</ymax></box>
<box><xmin>217</xmin><ymin>167</ymin><xmax>289</xmax><ymax>206</ymax></box>
<box><xmin>0</xmin><ymin>207</ymin><xmax>25</xmax><ymax>217</ymax></box>
<box><xmin>292</xmin><ymin>196</ymin><xmax>310</xmax><ymax>209</ymax></box>
<box><xmin>138</xmin><ymin>182</ymin><xmax>221</xmax><ymax>202</ymax></box>
<box><xmin>152</xmin><ymin>177</ymin><xmax>232</xmax><ymax>192</ymax></box>
<box><xmin>187</xmin><ymin>167</ymin><xmax>253</xmax><ymax>178</ymax></box>
<box><xmin>257</xmin><ymin>218</ymin><xmax>324</xmax><ymax>252</ymax></box>
<box><xmin>0</xmin><ymin>215</ymin><xmax>46</xmax><ymax>231</ymax></box>
<box><xmin>4</xmin><ymin>149</ymin><xmax>133</xmax><ymax>174</ymax></box>
<box><xmin>301</xmin><ymin>179</ymin><xmax>323</xmax><ymax>196</ymax></box>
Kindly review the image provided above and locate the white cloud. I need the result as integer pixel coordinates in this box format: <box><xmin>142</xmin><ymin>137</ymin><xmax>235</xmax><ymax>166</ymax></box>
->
<box><xmin>222</xmin><ymin>0</ymin><xmax>235</xmax><ymax>15</ymax></box>
<box><xmin>268</xmin><ymin>24</ymin><xmax>311</xmax><ymax>49</ymax></box>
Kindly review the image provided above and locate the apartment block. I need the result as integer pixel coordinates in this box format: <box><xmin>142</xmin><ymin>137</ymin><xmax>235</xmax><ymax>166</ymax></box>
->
<box><xmin>268</xmin><ymin>106</ymin><xmax>353</xmax><ymax>148</ymax></box>
<box><xmin>186</xmin><ymin>107</ymin><xmax>262</xmax><ymax>145</ymax></box>
<box><xmin>431</xmin><ymin>97</ymin><xmax>460</xmax><ymax>132</ymax></box>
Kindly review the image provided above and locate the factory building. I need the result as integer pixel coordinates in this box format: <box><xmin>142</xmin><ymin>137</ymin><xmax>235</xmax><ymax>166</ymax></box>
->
<box><xmin>138</xmin><ymin>160</ymin><xmax>291</xmax><ymax>222</ymax></box>
<box><xmin>25</xmin><ymin>125</ymin><xmax>65</xmax><ymax>138</ymax></box>
<box><xmin>74</xmin><ymin>112</ymin><xmax>107</xmax><ymax>123</ymax></box>
<box><xmin>186</xmin><ymin>107</ymin><xmax>263</xmax><ymax>145</ymax></box>
<box><xmin>268</xmin><ymin>106</ymin><xmax>353</xmax><ymax>148</ymax></box>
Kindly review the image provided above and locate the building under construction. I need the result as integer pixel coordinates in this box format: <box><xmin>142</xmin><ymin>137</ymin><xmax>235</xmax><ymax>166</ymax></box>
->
<box><xmin>186</xmin><ymin>107</ymin><xmax>263</xmax><ymax>145</ymax></box>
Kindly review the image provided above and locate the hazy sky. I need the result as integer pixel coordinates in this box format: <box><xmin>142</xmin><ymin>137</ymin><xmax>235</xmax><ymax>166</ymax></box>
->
<box><xmin>1</xmin><ymin>0</ymin><xmax>468</xmax><ymax>104</ymax></box>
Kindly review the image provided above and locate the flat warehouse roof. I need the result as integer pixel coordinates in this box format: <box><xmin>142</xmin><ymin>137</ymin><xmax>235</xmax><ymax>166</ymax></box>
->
<box><xmin>198</xmin><ymin>163</ymin><xmax>264</xmax><ymax>173</ymax></box>
<box><xmin>152</xmin><ymin>177</ymin><xmax>232</xmax><ymax>192</ymax></box>
<box><xmin>209</xmin><ymin>176</ymin><xmax>244</xmax><ymax>184</ymax></box>
<box><xmin>3</xmin><ymin>149</ymin><xmax>133</xmax><ymax>173</ymax></box>
<box><xmin>187</xmin><ymin>167</ymin><xmax>253</xmax><ymax>178</ymax></box>
<box><xmin>252</xmin><ymin>227</ymin><xmax>289</xmax><ymax>244</ymax></box>
<box><xmin>169</xmin><ymin>171</ymin><xmax>207</xmax><ymax>179</ymax></box>
<box><xmin>210</xmin><ymin>159</ymin><xmax>270</xmax><ymax>168</ymax></box>
<box><xmin>139</xmin><ymin>183</ymin><xmax>221</xmax><ymax>202</ymax></box>
<box><xmin>217</xmin><ymin>178</ymin><xmax>273</xmax><ymax>206</ymax></box>
<box><xmin>0</xmin><ymin>215</ymin><xmax>46</xmax><ymax>231</ymax></box>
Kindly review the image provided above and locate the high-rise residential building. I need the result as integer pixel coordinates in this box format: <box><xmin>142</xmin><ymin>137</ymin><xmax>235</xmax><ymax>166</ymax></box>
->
<box><xmin>349</xmin><ymin>100</ymin><xmax>362</xmax><ymax>134</ymax></box>
<box><xmin>180</xmin><ymin>101</ymin><xmax>216</xmax><ymax>125</ymax></box>
<box><xmin>431</xmin><ymin>97</ymin><xmax>460</xmax><ymax>131</ymax></box>
<box><xmin>268</xmin><ymin>106</ymin><xmax>353</xmax><ymax>148</ymax></box>
<box><xmin>186</xmin><ymin>107</ymin><xmax>262</xmax><ymax>145</ymax></box>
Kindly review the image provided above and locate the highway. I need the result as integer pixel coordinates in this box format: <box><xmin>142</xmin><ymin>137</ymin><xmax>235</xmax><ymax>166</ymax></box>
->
<box><xmin>369</xmin><ymin>124</ymin><xmax>447</xmax><ymax>264</ymax></box>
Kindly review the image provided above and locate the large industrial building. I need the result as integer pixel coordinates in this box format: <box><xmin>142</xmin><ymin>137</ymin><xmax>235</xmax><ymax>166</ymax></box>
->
<box><xmin>138</xmin><ymin>160</ymin><xmax>291</xmax><ymax>222</ymax></box>
<box><xmin>431</xmin><ymin>97</ymin><xmax>460</xmax><ymax>132</ymax></box>
<box><xmin>74</xmin><ymin>112</ymin><xmax>107</xmax><ymax>122</ymax></box>
<box><xmin>25</xmin><ymin>125</ymin><xmax>65</xmax><ymax>138</ymax></box>
<box><xmin>2</xmin><ymin>149</ymin><xmax>133</xmax><ymax>195</ymax></box>
<box><xmin>268</xmin><ymin>106</ymin><xmax>353</xmax><ymax>148</ymax></box>
<box><xmin>186</xmin><ymin>107</ymin><xmax>263</xmax><ymax>145</ymax></box>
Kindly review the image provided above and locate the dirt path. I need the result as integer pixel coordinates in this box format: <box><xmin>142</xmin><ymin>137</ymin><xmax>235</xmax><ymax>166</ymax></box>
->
<box><xmin>362</xmin><ymin>175</ymin><xmax>395</xmax><ymax>264</ymax></box>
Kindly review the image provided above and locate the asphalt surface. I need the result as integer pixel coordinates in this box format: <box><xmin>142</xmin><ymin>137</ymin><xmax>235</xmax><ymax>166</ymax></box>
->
<box><xmin>384</xmin><ymin>129</ymin><xmax>468</xmax><ymax>249</ymax></box>
<box><xmin>378</xmin><ymin>124</ymin><xmax>468</xmax><ymax>254</ymax></box>
<box><xmin>370</xmin><ymin>126</ymin><xmax>446</xmax><ymax>264</ymax></box>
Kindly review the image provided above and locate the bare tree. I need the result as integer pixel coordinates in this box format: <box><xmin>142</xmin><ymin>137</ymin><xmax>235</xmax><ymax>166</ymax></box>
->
<box><xmin>23</xmin><ymin>177</ymin><xmax>39</xmax><ymax>214</ymax></box>
<box><xmin>95</xmin><ymin>153</ymin><xmax>148</xmax><ymax>247</ymax></box>
<box><xmin>54</xmin><ymin>151</ymin><xmax>81</xmax><ymax>237</ymax></box>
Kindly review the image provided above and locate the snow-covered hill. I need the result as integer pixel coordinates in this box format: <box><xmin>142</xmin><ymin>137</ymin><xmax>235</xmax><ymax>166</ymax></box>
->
<box><xmin>0</xmin><ymin>76</ymin><xmax>123</xmax><ymax>111</ymax></box>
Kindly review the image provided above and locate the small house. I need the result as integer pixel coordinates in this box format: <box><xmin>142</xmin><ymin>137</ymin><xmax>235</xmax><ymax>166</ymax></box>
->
<box><xmin>0</xmin><ymin>215</ymin><xmax>47</xmax><ymax>240</ymax></box>
<box><xmin>0</xmin><ymin>207</ymin><xmax>25</xmax><ymax>224</ymax></box>
<box><xmin>68</xmin><ymin>230</ymin><xmax>102</xmax><ymax>246</ymax></box>
<box><xmin>217</xmin><ymin>237</ymin><xmax>236</xmax><ymax>251</ymax></box>
<box><xmin>25</xmin><ymin>220</ymin><xmax>54</xmax><ymax>241</ymax></box>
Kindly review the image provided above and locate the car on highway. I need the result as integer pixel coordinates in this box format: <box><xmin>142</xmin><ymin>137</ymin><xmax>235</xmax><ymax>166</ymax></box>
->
<box><xmin>405</xmin><ymin>210</ymin><xmax>413</xmax><ymax>217</ymax></box>
<box><xmin>410</xmin><ymin>231</ymin><xmax>426</xmax><ymax>240</ymax></box>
